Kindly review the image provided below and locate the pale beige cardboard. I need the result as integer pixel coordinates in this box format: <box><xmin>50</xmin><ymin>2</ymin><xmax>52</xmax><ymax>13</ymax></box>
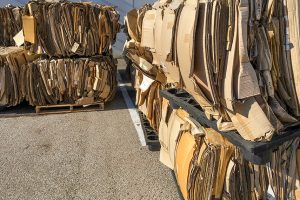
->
<box><xmin>176</xmin><ymin>0</ymin><xmax>216</xmax><ymax>116</ymax></box>
<box><xmin>287</xmin><ymin>0</ymin><xmax>300</xmax><ymax>108</ymax></box>
<box><xmin>141</xmin><ymin>10</ymin><xmax>156</xmax><ymax>49</ymax></box>
<box><xmin>230</xmin><ymin>97</ymin><xmax>275</xmax><ymax>141</ymax></box>
<box><xmin>153</xmin><ymin>9</ymin><xmax>163</xmax><ymax>65</ymax></box>
<box><xmin>159</xmin><ymin>108</ymin><xmax>186</xmax><ymax>169</ymax></box>
<box><xmin>13</xmin><ymin>30</ymin><xmax>25</xmax><ymax>47</ymax></box>
<box><xmin>237</xmin><ymin>1</ymin><xmax>260</xmax><ymax>99</ymax></box>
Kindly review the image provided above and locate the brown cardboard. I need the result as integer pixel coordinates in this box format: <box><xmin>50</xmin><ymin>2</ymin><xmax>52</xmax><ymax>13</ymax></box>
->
<box><xmin>22</xmin><ymin>56</ymin><xmax>117</xmax><ymax>106</ymax></box>
<box><xmin>76</xmin><ymin>97</ymin><xmax>95</xmax><ymax>105</ymax></box>
<box><xmin>176</xmin><ymin>0</ymin><xmax>217</xmax><ymax>118</ymax></box>
<box><xmin>22</xmin><ymin>16</ymin><xmax>36</xmax><ymax>44</ymax></box>
<box><xmin>22</xmin><ymin>2</ymin><xmax>120</xmax><ymax>57</ymax></box>
<box><xmin>193</xmin><ymin>2</ymin><xmax>216</xmax><ymax>104</ymax></box>
<box><xmin>175</xmin><ymin>131</ymin><xmax>196</xmax><ymax>200</ymax></box>
<box><xmin>0</xmin><ymin>7</ymin><xmax>23</xmax><ymax>46</ymax></box>
<box><xmin>124</xmin><ymin>0</ymin><xmax>300</xmax><ymax>143</ymax></box>
<box><xmin>141</xmin><ymin>10</ymin><xmax>156</xmax><ymax>49</ymax></box>
<box><xmin>0</xmin><ymin>47</ymin><xmax>38</xmax><ymax>106</ymax></box>
<box><xmin>161</xmin><ymin>0</ymin><xmax>182</xmax><ymax>63</ymax></box>
<box><xmin>237</xmin><ymin>0</ymin><xmax>260</xmax><ymax>99</ymax></box>
<box><xmin>124</xmin><ymin>0</ymin><xmax>300</xmax><ymax>198</ymax></box>
<box><xmin>287</xmin><ymin>0</ymin><xmax>300</xmax><ymax>108</ymax></box>
<box><xmin>152</xmin><ymin>8</ymin><xmax>163</xmax><ymax>65</ymax></box>
<box><xmin>230</xmin><ymin>97</ymin><xmax>275</xmax><ymax>141</ymax></box>
<box><xmin>159</xmin><ymin>105</ymin><xmax>187</xmax><ymax>169</ymax></box>
<box><xmin>161</xmin><ymin>6</ymin><xmax>176</xmax><ymax>62</ymax></box>
<box><xmin>125</xmin><ymin>9</ymin><xmax>139</xmax><ymax>42</ymax></box>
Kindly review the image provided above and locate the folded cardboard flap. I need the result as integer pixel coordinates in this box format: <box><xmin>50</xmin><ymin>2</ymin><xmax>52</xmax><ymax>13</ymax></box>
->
<box><xmin>207</xmin><ymin>131</ymin><xmax>234</xmax><ymax>198</ymax></box>
<box><xmin>135</xmin><ymin>69</ymin><xmax>162</xmax><ymax>130</ymax></box>
<box><xmin>175</xmin><ymin>131</ymin><xmax>196</xmax><ymax>200</ymax></box>
<box><xmin>76</xmin><ymin>97</ymin><xmax>94</xmax><ymax>105</ymax></box>
<box><xmin>13</xmin><ymin>30</ymin><xmax>25</xmax><ymax>47</ymax></box>
<box><xmin>172</xmin><ymin>117</ymin><xmax>235</xmax><ymax>200</ymax></box>
<box><xmin>152</xmin><ymin>8</ymin><xmax>163</xmax><ymax>65</ymax></box>
<box><xmin>136</xmin><ymin>5</ymin><xmax>152</xmax><ymax>43</ymax></box>
<box><xmin>159</xmin><ymin>109</ymin><xmax>176</xmax><ymax>169</ymax></box>
<box><xmin>161</xmin><ymin>9</ymin><xmax>176</xmax><ymax>62</ymax></box>
<box><xmin>230</xmin><ymin>97</ymin><xmax>275</xmax><ymax>141</ymax></box>
<box><xmin>159</xmin><ymin>104</ymin><xmax>188</xmax><ymax>169</ymax></box>
<box><xmin>141</xmin><ymin>10</ymin><xmax>156</xmax><ymax>49</ymax></box>
<box><xmin>126</xmin><ymin>9</ymin><xmax>139</xmax><ymax>42</ymax></box>
<box><xmin>22</xmin><ymin>16</ymin><xmax>36</xmax><ymax>44</ymax></box>
<box><xmin>237</xmin><ymin>1</ymin><xmax>261</xmax><ymax>99</ymax></box>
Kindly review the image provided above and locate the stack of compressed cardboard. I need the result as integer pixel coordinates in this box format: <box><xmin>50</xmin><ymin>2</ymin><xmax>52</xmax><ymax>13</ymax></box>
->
<box><xmin>160</xmin><ymin>99</ymin><xmax>300</xmax><ymax>200</ymax></box>
<box><xmin>0</xmin><ymin>6</ymin><xmax>32</xmax><ymax>108</ymax></box>
<box><xmin>24</xmin><ymin>56</ymin><xmax>117</xmax><ymax>106</ymax></box>
<box><xmin>124</xmin><ymin>0</ymin><xmax>300</xmax><ymax>142</ymax></box>
<box><xmin>0</xmin><ymin>6</ymin><xmax>23</xmax><ymax>46</ymax></box>
<box><xmin>21</xmin><ymin>1</ymin><xmax>120</xmax><ymax>106</ymax></box>
<box><xmin>124</xmin><ymin>0</ymin><xmax>300</xmax><ymax>199</ymax></box>
<box><xmin>22</xmin><ymin>1</ymin><xmax>120</xmax><ymax>57</ymax></box>
<box><xmin>0</xmin><ymin>1</ymin><xmax>120</xmax><ymax>108</ymax></box>
<box><xmin>124</xmin><ymin>4</ymin><xmax>167</xmax><ymax>131</ymax></box>
<box><xmin>0</xmin><ymin>47</ymin><xmax>39</xmax><ymax>107</ymax></box>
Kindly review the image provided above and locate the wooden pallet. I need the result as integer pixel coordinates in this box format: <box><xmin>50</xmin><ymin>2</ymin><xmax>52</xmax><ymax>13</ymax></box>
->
<box><xmin>35</xmin><ymin>102</ymin><xmax>104</xmax><ymax>115</ymax></box>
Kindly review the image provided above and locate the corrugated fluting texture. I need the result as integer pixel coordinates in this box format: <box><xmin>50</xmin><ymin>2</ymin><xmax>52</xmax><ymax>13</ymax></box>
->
<box><xmin>0</xmin><ymin>0</ymin><xmax>156</xmax><ymax>57</ymax></box>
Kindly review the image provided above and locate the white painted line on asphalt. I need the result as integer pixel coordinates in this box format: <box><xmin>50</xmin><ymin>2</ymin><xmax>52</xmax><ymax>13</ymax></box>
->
<box><xmin>117</xmin><ymin>72</ymin><xmax>147</xmax><ymax>146</ymax></box>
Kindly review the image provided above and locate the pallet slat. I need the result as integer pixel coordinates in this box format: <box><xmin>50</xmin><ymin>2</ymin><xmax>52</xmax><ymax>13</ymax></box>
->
<box><xmin>35</xmin><ymin>102</ymin><xmax>104</xmax><ymax>115</ymax></box>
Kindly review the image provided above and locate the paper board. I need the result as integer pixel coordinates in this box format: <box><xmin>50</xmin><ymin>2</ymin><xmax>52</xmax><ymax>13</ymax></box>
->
<box><xmin>22</xmin><ymin>16</ymin><xmax>36</xmax><ymax>44</ymax></box>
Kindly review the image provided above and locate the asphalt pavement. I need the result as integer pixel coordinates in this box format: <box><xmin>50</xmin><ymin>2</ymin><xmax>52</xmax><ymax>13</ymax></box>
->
<box><xmin>0</xmin><ymin>61</ymin><xmax>179</xmax><ymax>200</ymax></box>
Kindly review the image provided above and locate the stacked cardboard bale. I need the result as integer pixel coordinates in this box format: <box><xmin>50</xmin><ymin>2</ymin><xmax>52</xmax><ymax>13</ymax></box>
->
<box><xmin>124</xmin><ymin>0</ymin><xmax>300</xmax><ymax>199</ymax></box>
<box><xmin>22</xmin><ymin>1</ymin><xmax>120</xmax><ymax>57</ymax></box>
<box><xmin>24</xmin><ymin>56</ymin><xmax>117</xmax><ymax>106</ymax></box>
<box><xmin>124</xmin><ymin>0</ymin><xmax>300</xmax><ymax>141</ymax></box>
<box><xmin>20</xmin><ymin>1</ymin><xmax>120</xmax><ymax>106</ymax></box>
<box><xmin>0</xmin><ymin>47</ymin><xmax>39</xmax><ymax>107</ymax></box>
<box><xmin>124</xmin><ymin>4</ymin><xmax>168</xmax><ymax>131</ymax></box>
<box><xmin>125</xmin><ymin>0</ymin><xmax>300</xmax><ymax>141</ymax></box>
<box><xmin>159</xmin><ymin>98</ymin><xmax>300</xmax><ymax>200</ymax></box>
<box><xmin>0</xmin><ymin>6</ymin><xmax>31</xmax><ymax>108</ymax></box>
<box><xmin>0</xmin><ymin>6</ymin><xmax>23</xmax><ymax>46</ymax></box>
<box><xmin>0</xmin><ymin>1</ymin><xmax>120</xmax><ymax>108</ymax></box>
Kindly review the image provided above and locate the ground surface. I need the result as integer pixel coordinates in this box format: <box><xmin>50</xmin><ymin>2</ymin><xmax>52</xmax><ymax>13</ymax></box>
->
<box><xmin>0</xmin><ymin>62</ymin><xmax>179</xmax><ymax>200</ymax></box>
